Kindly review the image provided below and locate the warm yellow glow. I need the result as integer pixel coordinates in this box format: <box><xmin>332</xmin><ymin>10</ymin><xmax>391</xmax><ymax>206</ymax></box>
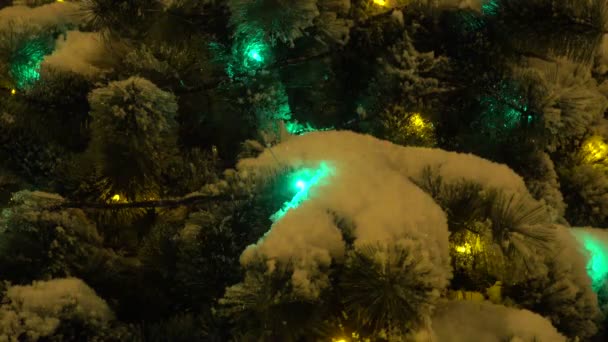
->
<box><xmin>455</xmin><ymin>243</ymin><xmax>472</xmax><ymax>254</ymax></box>
<box><xmin>582</xmin><ymin>136</ymin><xmax>608</xmax><ymax>163</ymax></box>
<box><xmin>373</xmin><ymin>0</ymin><xmax>387</xmax><ymax>6</ymax></box>
<box><xmin>111</xmin><ymin>194</ymin><xmax>121</xmax><ymax>202</ymax></box>
<box><xmin>332</xmin><ymin>339</ymin><xmax>347</xmax><ymax>342</ymax></box>
<box><xmin>452</xmin><ymin>290</ymin><xmax>485</xmax><ymax>301</ymax></box>
<box><xmin>10</xmin><ymin>89</ymin><xmax>16</xmax><ymax>95</ymax></box>
<box><xmin>409</xmin><ymin>113</ymin><xmax>426</xmax><ymax>129</ymax></box>
<box><xmin>454</xmin><ymin>234</ymin><xmax>484</xmax><ymax>255</ymax></box>
<box><xmin>56</xmin><ymin>0</ymin><xmax>64</xmax><ymax>2</ymax></box>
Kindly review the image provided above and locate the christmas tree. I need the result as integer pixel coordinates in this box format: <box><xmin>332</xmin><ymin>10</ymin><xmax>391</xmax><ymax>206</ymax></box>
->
<box><xmin>1</xmin><ymin>0</ymin><xmax>608</xmax><ymax>340</ymax></box>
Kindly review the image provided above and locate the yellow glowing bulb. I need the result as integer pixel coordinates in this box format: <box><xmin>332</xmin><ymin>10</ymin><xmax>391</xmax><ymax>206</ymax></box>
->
<box><xmin>409</xmin><ymin>113</ymin><xmax>426</xmax><ymax>129</ymax></box>
<box><xmin>333</xmin><ymin>339</ymin><xmax>347</xmax><ymax>342</ymax></box>
<box><xmin>10</xmin><ymin>89</ymin><xmax>16</xmax><ymax>95</ymax></box>
<box><xmin>455</xmin><ymin>243</ymin><xmax>471</xmax><ymax>254</ymax></box>
<box><xmin>373</xmin><ymin>0</ymin><xmax>387</xmax><ymax>6</ymax></box>
<box><xmin>57</xmin><ymin>0</ymin><xmax>64</xmax><ymax>2</ymax></box>
<box><xmin>111</xmin><ymin>194</ymin><xmax>121</xmax><ymax>201</ymax></box>
<box><xmin>582</xmin><ymin>136</ymin><xmax>608</xmax><ymax>162</ymax></box>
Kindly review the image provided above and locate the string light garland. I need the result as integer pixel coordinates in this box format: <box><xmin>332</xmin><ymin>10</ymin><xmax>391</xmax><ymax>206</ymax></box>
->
<box><xmin>106</xmin><ymin>193</ymin><xmax>160</xmax><ymax>203</ymax></box>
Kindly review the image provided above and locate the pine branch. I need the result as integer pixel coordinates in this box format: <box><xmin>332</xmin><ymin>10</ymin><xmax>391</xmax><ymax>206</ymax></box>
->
<box><xmin>173</xmin><ymin>50</ymin><xmax>333</xmax><ymax>94</ymax></box>
<box><xmin>172</xmin><ymin>78</ymin><xmax>230</xmax><ymax>94</ymax></box>
<box><xmin>273</xmin><ymin>50</ymin><xmax>333</xmax><ymax>69</ymax></box>
<box><xmin>484</xmin><ymin>89</ymin><xmax>529</xmax><ymax>116</ymax></box>
<box><xmin>357</xmin><ymin>5</ymin><xmax>410</xmax><ymax>26</ymax></box>
<box><xmin>515</xmin><ymin>50</ymin><xmax>557</xmax><ymax>64</ymax></box>
<box><xmin>61</xmin><ymin>193</ymin><xmax>249</xmax><ymax>209</ymax></box>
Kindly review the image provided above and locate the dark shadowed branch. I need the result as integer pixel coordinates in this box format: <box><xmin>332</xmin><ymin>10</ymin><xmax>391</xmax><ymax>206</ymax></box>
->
<box><xmin>61</xmin><ymin>193</ymin><xmax>250</xmax><ymax>209</ymax></box>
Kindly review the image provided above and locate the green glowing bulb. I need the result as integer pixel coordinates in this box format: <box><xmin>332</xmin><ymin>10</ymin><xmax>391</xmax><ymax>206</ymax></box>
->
<box><xmin>249</xmin><ymin>50</ymin><xmax>262</xmax><ymax>62</ymax></box>
<box><xmin>295</xmin><ymin>180</ymin><xmax>306</xmax><ymax>190</ymax></box>
<box><xmin>573</xmin><ymin>230</ymin><xmax>608</xmax><ymax>291</ymax></box>
<box><xmin>285</xmin><ymin>120</ymin><xmax>334</xmax><ymax>135</ymax></box>
<box><xmin>271</xmin><ymin>163</ymin><xmax>334</xmax><ymax>222</ymax></box>
<box><xmin>585</xmin><ymin>237</ymin><xmax>608</xmax><ymax>286</ymax></box>
<box><xmin>234</xmin><ymin>31</ymin><xmax>269</xmax><ymax>73</ymax></box>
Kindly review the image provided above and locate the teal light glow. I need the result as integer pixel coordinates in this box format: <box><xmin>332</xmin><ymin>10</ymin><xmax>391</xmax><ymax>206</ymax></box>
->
<box><xmin>479</xmin><ymin>82</ymin><xmax>529</xmax><ymax>130</ymax></box>
<box><xmin>285</xmin><ymin>120</ymin><xmax>334</xmax><ymax>135</ymax></box>
<box><xmin>481</xmin><ymin>0</ymin><xmax>500</xmax><ymax>15</ymax></box>
<box><xmin>10</xmin><ymin>38</ymin><xmax>52</xmax><ymax>89</ymax></box>
<box><xmin>227</xmin><ymin>28</ymin><xmax>269</xmax><ymax>77</ymax></box>
<box><xmin>461</xmin><ymin>1</ymin><xmax>499</xmax><ymax>33</ymax></box>
<box><xmin>242</xmin><ymin>37</ymin><xmax>267</xmax><ymax>71</ymax></box>
<box><xmin>295</xmin><ymin>180</ymin><xmax>306</xmax><ymax>190</ymax></box>
<box><xmin>573</xmin><ymin>230</ymin><xmax>608</xmax><ymax>291</ymax></box>
<box><xmin>249</xmin><ymin>50</ymin><xmax>262</xmax><ymax>62</ymax></box>
<box><xmin>583</xmin><ymin>236</ymin><xmax>608</xmax><ymax>290</ymax></box>
<box><xmin>270</xmin><ymin>162</ymin><xmax>334</xmax><ymax>222</ymax></box>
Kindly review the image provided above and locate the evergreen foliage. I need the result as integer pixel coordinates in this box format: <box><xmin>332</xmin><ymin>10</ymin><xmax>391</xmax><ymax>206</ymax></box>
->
<box><xmin>339</xmin><ymin>241</ymin><xmax>444</xmax><ymax>336</ymax></box>
<box><xmin>0</xmin><ymin>278</ymin><xmax>118</xmax><ymax>341</ymax></box>
<box><xmin>1</xmin><ymin>0</ymin><xmax>608</xmax><ymax>340</ymax></box>
<box><xmin>86</xmin><ymin>77</ymin><xmax>179</xmax><ymax>201</ymax></box>
<box><xmin>0</xmin><ymin>191</ymin><xmax>104</xmax><ymax>282</ymax></box>
<box><xmin>220</xmin><ymin>257</ymin><xmax>328</xmax><ymax>341</ymax></box>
